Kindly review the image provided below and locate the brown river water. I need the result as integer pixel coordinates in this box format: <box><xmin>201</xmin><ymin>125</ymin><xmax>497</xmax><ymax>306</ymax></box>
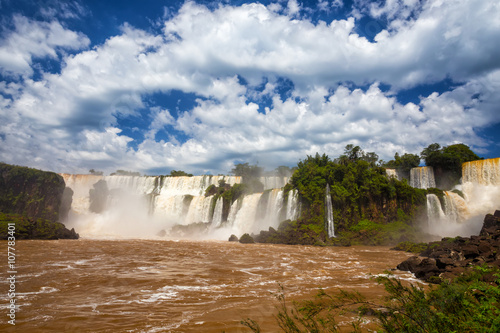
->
<box><xmin>0</xmin><ymin>239</ymin><xmax>418</xmax><ymax>332</ymax></box>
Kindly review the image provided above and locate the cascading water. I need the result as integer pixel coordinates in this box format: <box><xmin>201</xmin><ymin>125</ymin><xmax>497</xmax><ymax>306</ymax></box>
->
<box><xmin>60</xmin><ymin>174</ymin><xmax>300</xmax><ymax>240</ymax></box>
<box><xmin>410</xmin><ymin>166</ymin><xmax>436</xmax><ymax>189</ymax></box>
<box><xmin>425</xmin><ymin>158</ymin><xmax>500</xmax><ymax>237</ymax></box>
<box><xmin>385</xmin><ymin>168</ymin><xmax>406</xmax><ymax>181</ymax></box>
<box><xmin>211</xmin><ymin>197</ymin><xmax>224</xmax><ymax>228</ymax></box>
<box><xmin>325</xmin><ymin>184</ymin><xmax>335</xmax><ymax>238</ymax></box>
<box><xmin>286</xmin><ymin>190</ymin><xmax>299</xmax><ymax>221</ymax></box>
<box><xmin>462</xmin><ymin>158</ymin><xmax>500</xmax><ymax>185</ymax></box>
<box><xmin>260</xmin><ymin>176</ymin><xmax>289</xmax><ymax>190</ymax></box>
<box><xmin>460</xmin><ymin>158</ymin><xmax>500</xmax><ymax>228</ymax></box>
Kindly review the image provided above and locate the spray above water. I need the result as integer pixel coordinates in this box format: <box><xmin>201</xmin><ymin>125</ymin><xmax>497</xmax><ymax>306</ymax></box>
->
<box><xmin>424</xmin><ymin>158</ymin><xmax>500</xmax><ymax>237</ymax></box>
<box><xmin>61</xmin><ymin>174</ymin><xmax>300</xmax><ymax>240</ymax></box>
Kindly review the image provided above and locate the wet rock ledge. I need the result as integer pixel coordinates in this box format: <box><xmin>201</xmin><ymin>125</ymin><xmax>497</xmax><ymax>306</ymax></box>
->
<box><xmin>397</xmin><ymin>210</ymin><xmax>500</xmax><ymax>283</ymax></box>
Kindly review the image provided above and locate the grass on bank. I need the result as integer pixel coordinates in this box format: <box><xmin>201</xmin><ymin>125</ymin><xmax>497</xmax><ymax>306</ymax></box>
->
<box><xmin>241</xmin><ymin>266</ymin><xmax>500</xmax><ymax>333</ymax></box>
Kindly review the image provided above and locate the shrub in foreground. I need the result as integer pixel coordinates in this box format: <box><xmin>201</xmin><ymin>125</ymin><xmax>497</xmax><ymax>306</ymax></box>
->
<box><xmin>242</xmin><ymin>267</ymin><xmax>500</xmax><ymax>332</ymax></box>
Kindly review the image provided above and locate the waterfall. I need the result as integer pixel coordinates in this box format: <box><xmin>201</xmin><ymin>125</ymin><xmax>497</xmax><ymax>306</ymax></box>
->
<box><xmin>211</xmin><ymin>197</ymin><xmax>224</xmax><ymax>228</ymax></box>
<box><xmin>462</xmin><ymin>158</ymin><xmax>500</xmax><ymax>185</ymax></box>
<box><xmin>264</xmin><ymin>189</ymin><xmax>284</xmax><ymax>229</ymax></box>
<box><xmin>385</xmin><ymin>168</ymin><xmax>406</xmax><ymax>181</ymax></box>
<box><xmin>410</xmin><ymin>166</ymin><xmax>436</xmax><ymax>189</ymax></box>
<box><xmin>426</xmin><ymin>192</ymin><xmax>472</xmax><ymax>237</ymax></box>
<box><xmin>60</xmin><ymin>174</ymin><xmax>298</xmax><ymax>239</ymax></box>
<box><xmin>459</xmin><ymin>158</ymin><xmax>500</xmax><ymax>230</ymax></box>
<box><xmin>426</xmin><ymin>194</ymin><xmax>446</xmax><ymax>233</ymax></box>
<box><xmin>425</xmin><ymin>157</ymin><xmax>500</xmax><ymax>237</ymax></box>
<box><xmin>285</xmin><ymin>190</ymin><xmax>299</xmax><ymax>220</ymax></box>
<box><xmin>325</xmin><ymin>184</ymin><xmax>335</xmax><ymax>238</ymax></box>
<box><xmin>260</xmin><ymin>177</ymin><xmax>289</xmax><ymax>190</ymax></box>
<box><xmin>231</xmin><ymin>193</ymin><xmax>263</xmax><ymax>235</ymax></box>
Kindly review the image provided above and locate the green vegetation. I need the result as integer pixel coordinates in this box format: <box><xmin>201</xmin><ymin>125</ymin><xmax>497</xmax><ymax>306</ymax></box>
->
<box><xmin>0</xmin><ymin>212</ymin><xmax>78</xmax><ymax>239</ymax></box>
<box><xmin>274</xmin><ymin>148</ymin><xmax>428</xmax><ymax>246</ymax></box>
<box><xmin>239</xmin><ymin>233</ymin><xmax>255</xmax><ymax>243</ymax></box>
<box><xmin>89</xmin><ymin>169</ymin><xmax>103</xmax><ymax>175</ymax></box>
<box><xmin>242</xmin><ymin>267</ymin><xmax>500</xmax><ymax>333</ymax></box>
<box><xmin>421</xmin><ymin>143</ymin><xmax>480</xmax><ymax>188</ymax></box>
<box><xmin>231</xmin><ymin>163</ymin><xmax>263</xmax><ymax>180</ymax></box>
<box><xmin>0</xmin><ymin>162</ymin><xmax>66</xmax><ymax>222</ymax></box>
<box><xmin>169</xmin><ymin>170</ymin><xmax>193</xmax><ymax>177</ymax></box>
<box><xmin>383</xmin><ymin>152</ymin><xmax>421</xmax><ymax>173</ymax></box>
<box><xmin>392</xmin><ymin>240</ymin><xmax>429</xmax><ymax>253</ymax></box>
<box><xmin>231</xmin><ymin>162</ymin><xmax>265</xmax><ymax>193</ymax></box>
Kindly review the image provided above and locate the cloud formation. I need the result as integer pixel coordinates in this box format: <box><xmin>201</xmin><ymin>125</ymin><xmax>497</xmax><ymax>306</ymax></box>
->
<box><xmin>0</xmin><ymin>0</ymin><xmax>499</xmax><ymax>175</ymax></box>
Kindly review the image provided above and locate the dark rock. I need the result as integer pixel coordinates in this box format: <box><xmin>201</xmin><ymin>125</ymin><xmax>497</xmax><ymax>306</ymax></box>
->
<box><xmin>477</xmin><ymin>241</ymin><xmax>492</xmax><ymax>254</ymax></box>
<box><xmin>480</xmin><ymin>211</ymin><xmax>500</xmax><ymax>236</ymax></box>
<box><xmin>89</xmin><ymin>180</ymin><xmax>109</xmax><ymax>213</ymax></box>
<box><xmin>436</xmin><ymin>257</ymin><xmax>455</xmax><ymax>269</ymax></box>
<box><xmin>59</xmin><ymin>187</ymin><xmax>73</xmax><ymax>221</ymax></box>
<box><xmin>461</xmin><ymin>245</ymin><xmax>479</xmax><ymax>259</ymax></box>
<box><xmin>396</xmin><ymin>210</ymin><xmax>500</xmax><ymax>283</ymax></box>
<box><xmin>239</xmin><ymin>233</ymin><xmax>255</xmax><ymax>244</ymax></box>
<box><xmin>397</xmin><ymin>256</ymin><xmax>422</xmax><ymax>271</ymax></box>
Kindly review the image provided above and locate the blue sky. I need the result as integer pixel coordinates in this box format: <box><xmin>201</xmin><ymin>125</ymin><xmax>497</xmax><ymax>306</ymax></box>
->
<box><xmin>1</xmin><ymin>0</ymin><xmax>499</xmax><ymax>175</ymax></box>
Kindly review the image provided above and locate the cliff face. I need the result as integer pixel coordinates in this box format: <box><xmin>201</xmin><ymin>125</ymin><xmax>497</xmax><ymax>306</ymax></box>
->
<box><xmin>0</xmin><ymin>163</ymin><xmax>68</xmax><ymax>222</ymax></box>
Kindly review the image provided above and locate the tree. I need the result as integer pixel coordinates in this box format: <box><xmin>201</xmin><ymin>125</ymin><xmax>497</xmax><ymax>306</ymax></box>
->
<box><xmin>420</xmin><ymin>143</ymin><xmax>480</xmax><ymax>188</ymax></box>
<box><xmin>420</xmin><ymin>143</ymin><xmax>441</xmax><ymax>166</ymax></box>
<box><xmin>384</xmin><ymin>153</ymin><xmax>420</xmax><ymax>173</ymax></box>
<box><xmin>231</xmin><ymin>163</ymin><xmax>263</xmax><ymax>180</ymax></box>
<box><xmin>89</xmin><ymin>169</ymin><xmax>103</xmax><ymax>175</ymax></box>
<box><xmin>169</xmin><ymin>170</ymin><xmax>193</xmax><ymax>177</ymax></box>
<box><xmin>275</xmin><ymin>166</ymin><xmax>294</xmax><ymax>178</ymax></box>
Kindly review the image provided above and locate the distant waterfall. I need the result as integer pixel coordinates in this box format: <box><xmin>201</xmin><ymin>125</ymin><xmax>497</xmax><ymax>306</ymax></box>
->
<box><xmin>286</xmin><ymin>190</ymin><xmax>299</xmax><ymax>220</ymax></box>
<box><xmin>325</xmin><ymin>185</ymin><xmax>335</xmax><ymax>238</ymax></box>
<box><xmin>410</xmin><ymin>167</ymin><xmax>436</xmax><ymax>189</ymax></box>
<box><xmin>211</xmin><ymin>197</ymin><xmax>224</xmax><ymax>228</ymax></box>
<box><xmin>60</xmin><ymin>174</ymin><xmax>300</xmax><ymax>240</ymax></box>
<box><xmin>426</xmin><ymin>194</ymin><xmax>446</xmax><ymax>226</ymax></box>
<box><xmin>426</xmin><ymin>192</ymin><xmax>470</xmax><ymax>237</ymax></box>
<box><xmin>231</xmin><ymin>193</ymin><xmax>263</xmax><ymax>234</ymax></box>
<box><xmin>385</xmin><ymin>168</ymin><xmax>406</xmax><ymax>181</ymax></box>
<box><xmin>462</xmin><ymin>158</ymin><xmax>500</xmax><ymax>185</ymax></box>
<box><xmin>260</xmin><ymin>177</ymin><xmax>289</xmax><ymax>190</ymax></box>
<box><xmin>459</xmin><ymin>158</ymin><xmax>500</xmax><ymax>229</ymax></box>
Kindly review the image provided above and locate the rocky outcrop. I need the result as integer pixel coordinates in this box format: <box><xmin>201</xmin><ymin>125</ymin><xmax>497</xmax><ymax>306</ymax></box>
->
<box><xmin>0</xmin><ymin>213</ymin><xmax>78</xmax><ymax>240</ymax></box>
<box><xmin>0</xmin><ymin>163</ymin><xmax>78</xmax><ymax>239</ymax></box>
<box><xmin>0</xmin><ymin>162</ymin><xmax>67</xmax><ymax>222</ymax></box>
<box><xmin>239</xmin><ymin>233</ymin><xmax>255</xmax><ymax>244</ymax></box>
<box><xmin>397</xmin><ymin>211</ymin><xmax>500</xmax><ymax>283</ymax></box>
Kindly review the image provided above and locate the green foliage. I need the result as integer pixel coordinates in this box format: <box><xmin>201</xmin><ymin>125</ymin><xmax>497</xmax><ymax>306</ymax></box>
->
<box><xmin>89</xmin><ymin>169</ymin><xmax>103</xmax><ymax>175</ymax></box>
<box><xmin>274</xmin><ymin>166</ymin><xmax>295</xmax><ymax>177</ymax></box>
<box><xmin>392</xmin><ymin>241</ymin><xmax>429</xmax><ymax>253</ymax></box>
<box><xmin>288</xmin><ymin>147</ymin><xmax>427</xmax><ymax>245</ymax></box>
<box><xmin>383</xmin><ymin>152</ymin><xmax>421</xmax><ymax>173</ymax></box>
<box><xmin>239</xmin><ymin>233</ymin><xmax>255</xmax><ymax>244</ymax></box>
<box><xmin>0</xmin><ymin>212</ymin><xmax>78</xmax><ymax>239</ymax></box>
<box><xmin>0</xmin><ymin>162</ymin><xmax>65</xmax><ymax>222</ymax></box>
<box><xmin>242</xmin><ymin>268</ymin><xmax>500</xmax><ymax>333</ymax></box>
<box><xmin>231</xmin><ymin>163</ymin><xmax>263</xmax><ymax>179</ymax></box>
<box><xmin>421</xmin><ymin>143</ymin><xmax>480</xmax><ymax>188</ymax></box>
<box><xmin>169</xmin><ymin>170</ymin><xmax>193</xmax><ymax>177</ymax></box>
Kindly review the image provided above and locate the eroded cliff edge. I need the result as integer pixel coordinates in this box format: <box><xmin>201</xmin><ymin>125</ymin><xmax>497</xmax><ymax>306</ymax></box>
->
<box><xmin>0</xmin><ymin>162</ymin><xmax>78</xmax><ymax>239</ymax></box>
